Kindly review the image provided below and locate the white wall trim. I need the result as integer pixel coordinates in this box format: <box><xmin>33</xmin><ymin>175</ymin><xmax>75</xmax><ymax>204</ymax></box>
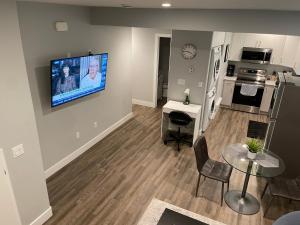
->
<box><xmin>153</xmin><ymin>33</ymin><xmax>172</xmax><ymax>108</ymax></box>
<box><xmin>44</xmin><ymin>112</ymin><xmax>134</xmax><ymax>178</ymax></box>
<box><xmin>29</xmin><ymin>207</ymin><xmax>52</xmax><ymax>225</ymax></box>
<box><xmin>216</xmin><ymin>97</ymin><xmax>223</xmax><ymax>107</ymax></box>
<box><xmin>132</xmin><ymin>98</ymin><xmax>155</xmax><ymax>108</ymax></box>
<box><xmin>0</xmin><ymin>149</ymin><xmax>22</xmax><ymax>225</ymax></box>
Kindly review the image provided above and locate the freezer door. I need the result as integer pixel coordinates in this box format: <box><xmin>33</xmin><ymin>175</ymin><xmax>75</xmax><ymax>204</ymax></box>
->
<box><xmin>268</xmin><ymin>85</ymin><xmax>300</xmax><ymax>178</ymax></box>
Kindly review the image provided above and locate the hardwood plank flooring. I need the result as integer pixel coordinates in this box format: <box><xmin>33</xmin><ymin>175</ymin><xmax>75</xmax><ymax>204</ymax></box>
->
<box><xmin>45</xmin><ymin>105</ymin><xmax>297</xmax><ymax>225</ymax></box>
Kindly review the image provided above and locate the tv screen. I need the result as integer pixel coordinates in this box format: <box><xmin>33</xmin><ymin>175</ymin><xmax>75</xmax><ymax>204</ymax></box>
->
<box><xmin>51</xmin><ymin>53</ymin><xmax>108</xmax><ymax>107</ymax></box>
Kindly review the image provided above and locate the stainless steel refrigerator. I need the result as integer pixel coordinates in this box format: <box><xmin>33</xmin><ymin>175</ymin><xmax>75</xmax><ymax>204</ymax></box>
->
<box><xmin>264</xmin><ymin>72</ymin><xmax>300</xmax><ymax>178</ymax></box>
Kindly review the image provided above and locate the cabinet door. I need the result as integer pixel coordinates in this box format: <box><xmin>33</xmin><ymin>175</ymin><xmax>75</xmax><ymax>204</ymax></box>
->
<box><xmin>260</xmin><ymin>86</ymin><xmax>275</xmax><ymax>113</ymax></box>
<box><xmin>222</xmin><ymin>81</ymin><xmax>235</xmax><ymax>107</ymax></box>
<box><xmin>229</xmin><ymin>33</ymin><xmax>245</xmax><ymax>61</ymax></box>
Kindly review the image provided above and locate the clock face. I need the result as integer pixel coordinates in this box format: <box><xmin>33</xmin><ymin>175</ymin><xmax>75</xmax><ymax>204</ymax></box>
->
<box><xmin>182</xmin><ymin>44</ymin><xmax>197</xmax><ymax>60</ymax></box>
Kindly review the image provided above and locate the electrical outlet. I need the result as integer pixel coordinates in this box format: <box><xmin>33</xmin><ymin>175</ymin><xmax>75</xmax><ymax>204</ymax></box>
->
<box><xmin>12</xmin><ymin>144</ymin><xmax>24</xmax><ymax>158</ymax></box>
<box><xmin>93</xmin><ymin>121</ymin><xmax>98</xmax><ymax>128</ymax></box>
<box><xmin>198</xmin><ymin>82</ymin><xmax>203</xmax><ymax>88</ymax></box>
<box><xmin>177</xmin><ymin>79</ymin><xmax>185</xmax><ymax>85</ymax></box>
<box><xmin>76</xmin><ymin>131</ymin><xmax>80</xmax><ymax>139</ymax></box>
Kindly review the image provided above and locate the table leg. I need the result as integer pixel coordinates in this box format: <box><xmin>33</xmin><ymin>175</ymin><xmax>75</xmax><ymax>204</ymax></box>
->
<box><xmin>193</xmin><ymin>116</ymin><xmax>200</xmax><ymax>144</ymax></box>
<box><xmin>224</xmin><ymin>161</ymin><xmax>260</xmax><ymax>215</ymax></box>
<box><xmin>241</xmin><ymin>161</ymin><xmax>252</xmax><ymax>198</ymax></box>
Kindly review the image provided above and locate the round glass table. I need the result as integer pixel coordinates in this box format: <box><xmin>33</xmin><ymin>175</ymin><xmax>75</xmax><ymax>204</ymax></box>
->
<box><xmin>222</xmin><ymin>144</ymin><xmax>285</xmax><ymax>215</ymax></box>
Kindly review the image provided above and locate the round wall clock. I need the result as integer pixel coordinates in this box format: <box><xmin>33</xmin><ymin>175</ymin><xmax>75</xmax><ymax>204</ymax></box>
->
<box><xmin>182</xmin><ymin>44</ymin><xmax>197</xmax><ymax>60</ymax></box>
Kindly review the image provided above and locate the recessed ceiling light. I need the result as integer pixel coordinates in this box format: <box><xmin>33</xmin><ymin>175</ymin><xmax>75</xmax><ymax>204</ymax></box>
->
<box><xmin>162</xmin><ymin>3</ymin><xmax>171</xmax><ymax>8</ymax></box>
<box><xmin>121</xmin><ymin>4</ymin><xmax>133</xmax><ymax>8</ymax></box>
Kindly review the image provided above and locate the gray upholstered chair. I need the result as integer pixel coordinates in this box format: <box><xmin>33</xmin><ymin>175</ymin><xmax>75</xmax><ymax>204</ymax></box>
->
<box><xmin>261</xmin><ymin>176</ymin><xmax>300</xmax><ymax>216</ymax></box>
<box><xmin>193</xmin><ymin>135</ymin><xmax>232</xmax><ymax>206</ymax></box>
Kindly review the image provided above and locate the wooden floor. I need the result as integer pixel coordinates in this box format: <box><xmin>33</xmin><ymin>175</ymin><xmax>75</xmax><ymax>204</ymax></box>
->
<box><xmin>45</xmin><ymin>105</ymin><xmax>297</xmax><ymax>225</ymax></box>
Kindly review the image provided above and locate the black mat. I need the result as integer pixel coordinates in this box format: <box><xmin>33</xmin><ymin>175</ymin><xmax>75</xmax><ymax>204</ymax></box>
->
<box><xmin>247</xmin><ymin>120</ymin><xmax>268</xmax><ymax>140</ymax></box>
<box><xmin>157</xmin><ymin>208</ymin><xmax>208</xmax><ymax>225</ymax></box>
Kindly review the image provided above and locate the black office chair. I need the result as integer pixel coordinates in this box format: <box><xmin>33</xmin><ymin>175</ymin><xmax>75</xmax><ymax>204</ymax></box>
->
<box><xmin>164</xmin><ymin>111</ymin><xmax>193</xmax><ymax>151</ymax></box>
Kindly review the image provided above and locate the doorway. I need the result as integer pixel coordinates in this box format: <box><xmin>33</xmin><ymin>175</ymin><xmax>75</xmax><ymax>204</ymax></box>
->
<box><xmin>154</xmin><ymin>34</ymin><xmax>171</xmax><ymax>107</ymax></box>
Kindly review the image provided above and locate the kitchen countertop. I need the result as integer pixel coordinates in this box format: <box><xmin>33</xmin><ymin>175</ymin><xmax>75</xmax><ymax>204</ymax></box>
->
<box><xmin>224</xmin><ymin>76</ymin><xmax>237</xmax><ymax>81</ymax></box>
<box><xmin>265</xmin><ymin>80</ymin><xmax>277</xmax><ymax>86</ymax></box>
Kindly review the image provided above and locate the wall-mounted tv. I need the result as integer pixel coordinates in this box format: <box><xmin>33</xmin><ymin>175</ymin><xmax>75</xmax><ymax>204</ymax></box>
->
<box><xmin>51</xmin><ymin>53</ymin><xmax>108</xmax><ymax>107</ymax></box>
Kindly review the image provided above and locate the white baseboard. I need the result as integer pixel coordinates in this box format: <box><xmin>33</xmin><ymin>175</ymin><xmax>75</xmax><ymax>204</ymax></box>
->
<box><xmin>29</xmin><ymin>207</ymin><xmax>52</xmax><ymax>225</ymax></box>
<box><xmin>216</xmin><ymin>97</ymin><xmax>222</xmax><ymax>107</ymax></box>
<box><xmin>132</xmin><ymin>98</ymin><xmax>155</xmax><ymax>108</ymax></box>
<box><xmin>44</xmin><ymin>112</ymin><xmax>134</xmax><ymax>179</ymax></box>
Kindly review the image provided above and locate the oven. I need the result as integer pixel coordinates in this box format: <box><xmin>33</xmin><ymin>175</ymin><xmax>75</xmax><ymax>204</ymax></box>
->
<box><xmin>232</xmin><ymin>82</ymin><xmax>264</xmax><ymax>113</ymax></box>
<box><xmin>232</xmin><ymin>67</ymin><xmax>267</xmax><ymax>113</ymax></box>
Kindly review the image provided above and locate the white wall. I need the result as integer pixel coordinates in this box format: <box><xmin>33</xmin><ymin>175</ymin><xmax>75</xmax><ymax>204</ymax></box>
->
<box><xmin>132</xmin><ymin>27</ymin><xmax>171</xmax><ymax>106</ymax></box>
<box><xmin>17</xmin><ymin>2</ymin><xmax>133</xmax><ymax>173</ymax></box>
<box><xmin>91</xmin><ymin>7</ymin><xmax>300</xmax><ymax>36</ymax></box>
<box><xmin>0</xmin><ymin>1</ymin><xmax>51</xmax><ymax>224</ymax></box>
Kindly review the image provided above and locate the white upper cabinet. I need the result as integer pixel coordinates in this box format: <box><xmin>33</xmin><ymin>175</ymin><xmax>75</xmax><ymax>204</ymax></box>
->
<box><xmin>211</xmin><ymin>32</ymin><xmax>226</xmax><ymax>47</ymax></box>
<box><xmin>281</xmin><ymin>36</ymin><xmax>300</xmax><ymax>68</ymax></box>
<box><xmin>229</xmin><ymin>33</ymin><xmax>246</xmax><ymax>61</ymax></box>
<box><xmin>229</xmin><ymin>33</ymin><xmax>300</xmax><ymax>66</ymax></box>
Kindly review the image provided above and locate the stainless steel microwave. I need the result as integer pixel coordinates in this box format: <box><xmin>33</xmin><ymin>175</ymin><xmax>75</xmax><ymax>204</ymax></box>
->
<box><xmin>241</xmin><ymin>47</ymin><xmax>272</xmax><ymax>64</ymax></box>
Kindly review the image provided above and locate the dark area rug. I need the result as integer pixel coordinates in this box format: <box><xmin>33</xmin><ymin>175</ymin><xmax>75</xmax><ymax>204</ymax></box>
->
<box><xmin>247</xmin><ymin>120</ymin><xmax>268</xmax><ymax>140</ymax></box>
<box><xmin>157</xmin><ymin>209</ymin><xmax>208</xmax><ymax>225</ymax></box>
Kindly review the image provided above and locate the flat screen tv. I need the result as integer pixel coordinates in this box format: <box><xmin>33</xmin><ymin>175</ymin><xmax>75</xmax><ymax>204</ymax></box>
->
<box><xmin>51</xmin><ymin>53</ymin><xmax>108</xmax><ymax>107</ymax></box>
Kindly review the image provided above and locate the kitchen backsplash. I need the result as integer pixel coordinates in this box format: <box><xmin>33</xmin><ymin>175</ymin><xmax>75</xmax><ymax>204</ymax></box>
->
<box><xmin>228</xmin><ymin>60</ymin><xmax>294</xmax><ymax>76</ymax></box>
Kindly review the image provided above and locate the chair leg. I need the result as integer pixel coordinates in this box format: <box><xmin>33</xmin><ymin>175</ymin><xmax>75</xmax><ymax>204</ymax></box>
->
<box><xmin>195</xmin><ymin>174</ymin><xmax>201</xmax><ymax>197</ymax></box>
<box><xmin>177</xmin><ymin>127</ymin><xmax>180</xmax><ymax>151</ymax></box>
<box><xmin>227</xmin><ymin>181</ymin><xmax>230</xmax><ymax>192</ymax></box>
<box><xmin>264</xmin><ymin>196</ymin><xmax>274</xmax><ymax>217</ymax></box>
<box><xmin>221</xmin><ymin>182</ymin><xmax>224</xmax><ymax>206</ymax></box>
<box><xmin>261</xmin><ymin>183</ymin><xmax>269</xmax><ymax>199</ymax></box>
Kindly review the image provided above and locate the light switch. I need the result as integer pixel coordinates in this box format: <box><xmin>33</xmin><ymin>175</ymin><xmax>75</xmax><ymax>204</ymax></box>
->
<box><xmin>55</xmin><ymin>21</ymin><xmax>68</xmax><ymax>32</ymax></box>
<box><xmin>177</xmin><ymin>79</ymin><xmax>185</xmax><ymax>85</ymax></box>
<box><xmin>198</xmin><ymin>82</ymin><xmax>203</xmax><ymax>88</ymax></box>
<box><xmin>12</xmin><ymin>144</ymin><xmax>24</xmax><ymax>158</ymax></box>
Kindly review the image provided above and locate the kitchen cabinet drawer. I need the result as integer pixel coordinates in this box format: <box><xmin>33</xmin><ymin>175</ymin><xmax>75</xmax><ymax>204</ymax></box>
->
<box><xmin>222</xmin><ymin>80</ymin><xmax>235</xmax><ymax>107</ymax></box>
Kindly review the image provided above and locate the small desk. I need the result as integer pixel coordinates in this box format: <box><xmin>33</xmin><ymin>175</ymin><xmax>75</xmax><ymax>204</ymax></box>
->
<box><xmin>161</xmin><ymin>100</ymin><xmax>202</xmax><ymax>144</ymax></box>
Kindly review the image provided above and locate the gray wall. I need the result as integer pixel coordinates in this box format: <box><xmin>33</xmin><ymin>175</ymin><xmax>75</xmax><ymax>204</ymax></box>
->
<box><xmin>0</xmin><ymin>1</ymin><xmax>50</xmax><ymax>224</ymax></box>
<box><xmin>168</xmin><ymin>30</ymin><xmax>213</xmax><ymax>104</ymax></box>
<box><xmin>132</xmin><ymin>27</ymin><xmax>171</xmax><ymax>103</ymax></box>
<box><xmin>17</xmin><ymin>2</ymin><xmax>133</xmax><ymax>170</ymax></box>
<box><xmin>91</xmin><ymin>7</ymin><xmax>300</xmax><ymax>36</ymax></box>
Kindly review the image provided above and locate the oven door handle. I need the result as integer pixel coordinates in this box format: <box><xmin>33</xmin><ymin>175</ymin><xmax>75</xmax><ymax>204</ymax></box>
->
<box><xmin>235</xmin><ymin>82</ymin><xmax>265</xmax><ymax>89</ymax></box>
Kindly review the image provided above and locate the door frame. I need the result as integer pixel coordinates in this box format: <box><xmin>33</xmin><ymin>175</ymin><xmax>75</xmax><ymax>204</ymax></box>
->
<box><xmin>0</xmin><ymin>148</ymin><xmax>22</xmax><ymax>225</ymax></box>
<box><xmin>153</xmin><ymin>33</ymin><xmax>172</xmax><ymax>108</ymax></box>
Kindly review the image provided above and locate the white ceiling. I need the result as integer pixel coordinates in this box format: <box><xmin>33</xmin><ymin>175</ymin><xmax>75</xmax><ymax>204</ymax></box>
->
<box><xmin>18</xmin><ymin>0</ymin><xmax>300</xmax><ymax>11</ymax></box>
